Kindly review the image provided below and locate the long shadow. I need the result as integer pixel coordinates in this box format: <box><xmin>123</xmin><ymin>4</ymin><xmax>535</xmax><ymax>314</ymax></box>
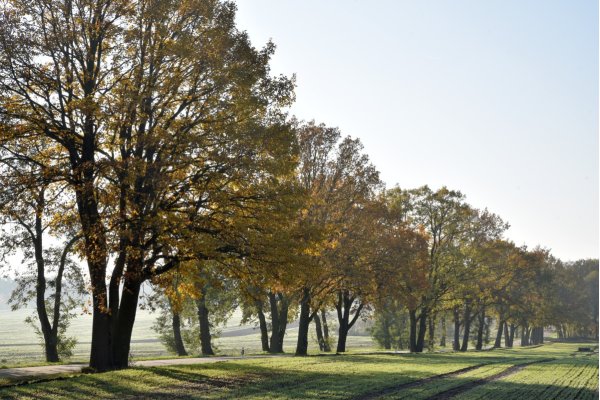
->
<box><xmin>0</xmin><ymin>350</ymin><xmax>596</xmax><ymax>399</ymax></box>
<box><xmin>352</xmin><ymin>363</ymin><xmax>491</xmax><ymax>400</ymax></box>
<box><xmin>417</xmin><ymin>376</ymin><xmax>599</xmax><ymax>400</ymax></box>
<box><xmin>426</xmin><ymin>358</ymin><xmax>554</xmax><ymax>400</ymax></box>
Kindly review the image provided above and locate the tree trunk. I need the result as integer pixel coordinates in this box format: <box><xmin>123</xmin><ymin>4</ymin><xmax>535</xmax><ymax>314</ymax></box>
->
<box><xmin>197</xmin><ymin>286</ymin><xmax>214</xmax><ymax>356</ymax></box>
<box><xmin>295</xmin><ymin>288</ymin><xmax>311</xmax><ymax>356</ymax></box>
<box><xmin>49</xmin><ymin>234</ymin><xmax>81</xmax><ymax>362</ymax></box>
<box><xmin>521</xmin><ymin>324</ymin><xmax>530</xmax><ymax>346</ymax></box>
<box><xmin>494</xmin><ymin>318</ymin><xmax>504</xmax><ymax>348</ymax></box>
<box><xmin>321</xmin><ymin>310</ymin><xmax>331</xmax><ymax>352</ymax></box>
<box><xmin>508</xmin><ymin>324</ymin><xmax>516</xmax><ymax>347</ymax></box>
<box><xmin>409</xmin><ymin>309</ymin><xmax>417</xmax><ymax>352</ymax></box>
<box><xmin>335</xmin><ymin>290</ymin><xmax>364</xmax><ymax>353</ymax></box>
<box><xmin>427</xmin><ymin>315</ymin><xmax>435</xmax><ymax>351</ymax></box>
<box><xmin>172</xmin><ymin>313</ymin><xmax>187</xmax><ymax>356</ymax></box>
<box><xmin>530</xmin><ymin>326</ymin><xmax>544</xmax><ymax>344</ymax></box>
<box><xmin>268</xmin><ymin>292</ymin><xmax>288</xmax><ymax>353</ymax></box>
<box><xmin>460</xmin><ymin>302</ymin><xmax>472</xmax><ymax>352</ymax></box>
<box><xmin>112</xmin><ymin>279</ymin><xmax>142</xmax><ymax>368</ymax></box>
<box><xmin>31</xmin><ymin>190</ymin><xmax>59</xmax><ymax>363</ymax></box>
<box><xmin>475</xmin><ymin>308</ymin><xmax>485</xmax><ymax>351</ymax></box>
<box><xmin>453</xmin><ymin>306</ymin><xmax>461</xmax><ymax>351</ymax></box>
<box><xmin>440</xmin><ymin>316</ymin><xmax>446</xmax><ymax>347</ymax></box>
<box><xmin>314</xmin><ymin>313</ymin><xmax>325</xmax><ymax>351</ymax></box>
<box><xmin>415</xmin><ymin>309</ymin><xmax>428</xmax><ymax>352</ymax></box>
<box><xmin>268</xmin><ymin>292</ymin><xmax>281</xmax><ymax>353</ymax></box>
<box><xmin>76</xmin><ymin>172</ymin><xmax>111</xmax><ymax>371</ymax></box>
<box><xmin>556</xmin><ymin>324</ymin><xmax>564</xmax><ymax>339</ymax></box>
<box><xmin>382</xmin><ymin>316</ymin><xmax>392</xmax><ymax>350</ymax></box>
<box><xmin>503</xmin><ymin>322</ymin><xmax>511</xmax><ymax>348</ymax></box>
<box><xmin>256</xmin><ymin>301</ymin><xmax>270</xmax><ymax>352</ymax></box>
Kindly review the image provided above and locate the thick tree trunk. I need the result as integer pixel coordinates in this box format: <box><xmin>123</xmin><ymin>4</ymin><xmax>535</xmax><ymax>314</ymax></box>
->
<box><xmin>268</xmin><ymin>292</ymin><xmax>281</xmax><ymax>353</ymax></box>
<box><xmin>427</xmin><ymin>315</ymin><xmax>435</xmax><ymax>351</ymax></box>
<box><xmin>409</xmin><ymin>309</ymin><xmax>418</xmax><ymax>352</ymax></box>
<box><xmin>314</xmin><ymin>313</ymin><xmax>325</xmax><ymax>351</ymax></box>
<box><xmin>112</xmin><ymin>280</ymin><xmax>142</xmax><ymax>368</ymax></box>
<box><xmin>460</xmin><ymin>302</ymin><xmax>472</xmax><ymax>352</ymax></box>
<box><xmin>74</xmin><ymin>159</ymin><xmax>112</xmax><ymax>370</ymax></box>
<box><xmin>475</xmin><ymin>308</ymin><xmax>485</xmax><ymax>351</ymax></box>
<box><xmin>70</xmin><ymin>17</ymin><xmax>112</xmax><ymax>371</ymax></box>
<box><xmin>440</xmin><ymin>316</ymin><xmax>446</xmax><ymax>347</ymax></box>
<box><xmin>530</xmin><ymin>326</ymin><xmax>544</xmax><ymax>344</ymax></box>
<box><xmin>268</xmin><ymin>292</ymin><xmax>288</xmax><ymax>353</ymax></box>
<box><xmin>336</xmin><ymin>325</ymin><xmax>348</xmax><ymax>353</ymax></box>
<box><xmin>494</xmin><ymin>318</ymin><xmax>504</xmax><ymax>348</ymax></box>
<box><xmin>508</xmin><ymin>324</ymin><xmax>516</xmax><ymax>347</ymax></box>
<box><xmin>197</xmin><ymin>287</ymin><xmax>214</xmax><ymax>356</ymax></box>
<box><xmin>256</xmin><ymin>301</ymin><xmax>270</xmax><ymax>352</ymax></box>
<box><xmin>335</xmin><ymin>291</ymin><xmax>364</xmax><ymax>353</ymax></box>
<box><xmin>78</xmin><ymin>205</ymin><xmax>111</xmax><ymax>370</ymax></box>
<box><xmin>503</xmin><ymin>322</ymin><xmax>510</xmax><ymax>347</ymax></box>
<box><xmin>453</xmin><ymin>306</ymin><xmax>461</xmax><ymax>351</ymax></box>
<box><xmin>415</xmin><ymin>309</ymin><xmax>428</xmax><ymax>352</ymax></box>
<box><xmin>295</xmin><ymin>288</ymin><xmax>311</xmax><ymax>356</ymax></box>
<box><xmin>321</xmin><ymin>310</ymin><xmax>331</xmax><ymax>352</ymax></box>
<box><xmin>172</xmin><ymin>313</ymin><xmax>187</xmax><ymax>356</ymax></box>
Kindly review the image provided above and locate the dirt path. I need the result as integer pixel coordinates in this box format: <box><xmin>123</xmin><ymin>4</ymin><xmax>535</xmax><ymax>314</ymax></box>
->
<box><xmin>0</xmin><ymin>354</ymin><xmax>287</xmax><ymax>381</ymax></box>
<box><xmin>425</xmin><ymin>358</ymin><xmax>554</xmax><ymax>400</ymax></box>
<box><xmin>352</xmin><ymin>363</ymin><xmax>491</xmax><ymax>400</ymax></box>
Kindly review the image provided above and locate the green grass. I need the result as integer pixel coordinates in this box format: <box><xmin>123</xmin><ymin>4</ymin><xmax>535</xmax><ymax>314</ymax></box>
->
<box><xmin>0</xmin><ymin>342</ymin><xmax>596</xmax><ymax>399</ymax></box>
<box><xmin>0</xmin><ymin>308</ymin><xmax>167</xmax><ymax>365</ymax></box>
<box><xmin>458</xmin><ymin>345</ymin><xmax>599</xmax><ymax>400</ymax></box>
<box><xmin>0</xmin><ymin>308</ymin><xmax>377</xmax><ymax>368</ymax></box>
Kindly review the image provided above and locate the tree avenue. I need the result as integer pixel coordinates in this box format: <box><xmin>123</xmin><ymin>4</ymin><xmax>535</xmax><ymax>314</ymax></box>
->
<box><xmin>0</xmin><ymin>0</ymin><xmax>596</xmax><ymax>373</ymax></box>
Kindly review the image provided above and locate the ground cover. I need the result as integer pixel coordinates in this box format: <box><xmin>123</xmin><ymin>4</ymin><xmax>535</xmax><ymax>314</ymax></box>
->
<box><xmin>0</xmin><ymin>343</ymin><xmax>595</xmax><ymax>399</ymax></box>
<box><xmin>0</xmin><ymin>308</ymin><xmax>376</xmax><ymax>368</ymax></box>
<box><xmin>458</xmin><ymin>344</ymin><xmax>598</xmax><ymax>400</ymax></box>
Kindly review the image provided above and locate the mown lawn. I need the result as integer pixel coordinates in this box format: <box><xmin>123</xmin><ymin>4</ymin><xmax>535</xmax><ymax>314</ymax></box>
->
<box><xmin>0</xmin><ymin>343</ymin><xmax>596</xmax><ymax>399</ymax></box>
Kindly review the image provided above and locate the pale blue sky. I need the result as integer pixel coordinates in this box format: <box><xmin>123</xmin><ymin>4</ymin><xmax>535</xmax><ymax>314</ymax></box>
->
<box><xmin>235</xmin><ymin>0</ymin><xmax>598</xmax><ymax>262</ymax></box>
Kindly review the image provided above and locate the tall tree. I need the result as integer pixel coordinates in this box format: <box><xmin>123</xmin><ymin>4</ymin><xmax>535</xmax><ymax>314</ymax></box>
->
<box><xmin>386</xmin><ymin>186</ymin><xmax>475</xmax><ymax>352</ymax></box>
<box><xmin>291</xmin><ymin>122</ymin><xmax>381</xmax><ymax>356</ymax></box>
<box><xmin>0</xmin><ymin>0</ymin><xmax>295</xmax><ymax>370</ymax></box>
<box><xmin>0</xmin><ymin>152</ymin><xmax>84</xmax><ymax>362</ymax></box>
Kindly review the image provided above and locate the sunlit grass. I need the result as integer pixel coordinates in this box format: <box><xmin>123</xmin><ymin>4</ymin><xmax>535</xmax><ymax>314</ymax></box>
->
<box><xmin>1</xmin><ymin>343</ymin><xmax>596</xmax><ymax>399</ymax></box>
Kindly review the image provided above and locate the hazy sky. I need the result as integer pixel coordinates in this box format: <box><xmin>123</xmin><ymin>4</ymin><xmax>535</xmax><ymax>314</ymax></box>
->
<box><xmin>234</xmin><ymin>0</ymin><xmax>599</xmax><ymax>262</ymax></box>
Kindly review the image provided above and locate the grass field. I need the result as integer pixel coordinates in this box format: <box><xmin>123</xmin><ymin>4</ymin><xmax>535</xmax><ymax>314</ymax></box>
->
<box><xmin>0</xmin><ymin>308</ymin><xmax>376</xmax><ymax>367</ymax></box>
<box><xmin>0</xmin><ymin>342</ymin><xmax>596</xmax><ymax>399</ymax></box>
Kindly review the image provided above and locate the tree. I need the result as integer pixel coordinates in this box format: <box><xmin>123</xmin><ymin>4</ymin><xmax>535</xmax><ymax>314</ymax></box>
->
<box><xmin>0</xmin><ymin>0</ymin><xmax>295</xmax><ymax>370</ymax></box>
<box><xmin>448</xmin><ymin>209</ymin><xmax>508</xmax><ymax>352</ymax></box>
<box><xmin>549</xmin><ymin>259</ymin><xmax>599</xmax><ymax>340</ymax></box>
<box><xmin>384</xmin><ymin>186</ymin><xmax>473</xmax><ymax>352</ymax></box>
<box><xmin>290</xmin><ymin>122</ymin><xmax>382</xmax><ymax>356</ymax></box>
<box><xmin>0</xmin><ymin>151</ymin><xmax>84</xmax><ymax>362</ymax></box>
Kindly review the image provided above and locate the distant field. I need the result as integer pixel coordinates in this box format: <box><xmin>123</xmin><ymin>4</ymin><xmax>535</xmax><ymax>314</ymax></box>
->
<box><xmin>0</xmin><ymin>342</ymin><xmax>596</xmax><ymax>399</ymax></box>
<box><xmin>0</xmin><ymin>308</ymin><xmax>375</xmax><ymax>365</ymax></box>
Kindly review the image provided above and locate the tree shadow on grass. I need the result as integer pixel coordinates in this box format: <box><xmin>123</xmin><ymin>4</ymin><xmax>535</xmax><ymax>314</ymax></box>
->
<box><xmin>413</xmin><ymin>376</ymin><xmax>599</xmax><ymax>400</ymax></box>
<box><xmin>0</xmin><ymin>353</ymin><xmax>596</xmax><ymax>400</ymax></box>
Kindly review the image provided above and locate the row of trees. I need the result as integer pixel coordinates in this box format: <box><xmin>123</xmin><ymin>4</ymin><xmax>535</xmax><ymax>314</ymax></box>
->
<box><xmin>0</xmin><ymin>0</ymin><xmax>597</xmax><ymax>371</ymax></box>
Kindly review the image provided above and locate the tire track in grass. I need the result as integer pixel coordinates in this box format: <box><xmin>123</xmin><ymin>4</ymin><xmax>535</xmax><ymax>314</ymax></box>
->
<box><xmin>424</xmin><ymin>358</ymin><xmax>554</xmax><ymax>400</ymax></box>
<box><xmin>352</xmin><ymin>363</ymin><xmax>492</xmax><ymax>400</ymax></box>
